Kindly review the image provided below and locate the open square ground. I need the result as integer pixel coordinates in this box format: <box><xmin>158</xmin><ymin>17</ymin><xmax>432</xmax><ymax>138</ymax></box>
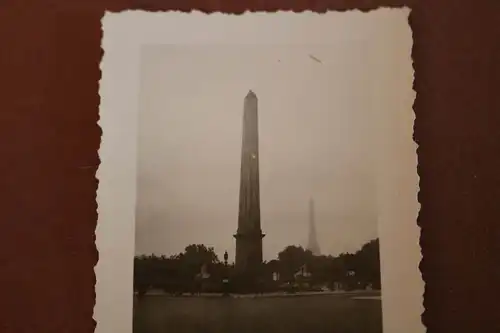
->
<box><xmin>133</xmin><ymin>291</ymin><xmax>382</xmax><ymax>333</ymax></box>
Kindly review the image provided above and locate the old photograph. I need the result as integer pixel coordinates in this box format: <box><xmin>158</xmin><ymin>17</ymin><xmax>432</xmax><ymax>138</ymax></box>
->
<box><xmin>98</xmin><ymin>10</ymin><xmax>422</xmax><ymax>333</ymax></box>
<box><xmin>134</xmin><ymin>44</ymin><xmax>383</xmax><ymax>332</ymax></box>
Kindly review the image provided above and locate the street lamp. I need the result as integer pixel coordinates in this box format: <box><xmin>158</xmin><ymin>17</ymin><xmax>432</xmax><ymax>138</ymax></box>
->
<box><xmin>223</xmin><ymin>251</ymin><xmax>229</xmax><ymax>297</ymax></box>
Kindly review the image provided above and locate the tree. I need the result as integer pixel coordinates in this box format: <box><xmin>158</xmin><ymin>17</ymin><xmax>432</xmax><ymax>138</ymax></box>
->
<box><xmin>308</xmin><ymin>255</ymin><xmax>331</xmax><ymax>285</ymax></box>
<box><xmin>277</xmin><ymin>245</ymin><xmax>313</xmax><ymax>281</ymax></box>
<box><xmin>351</xmin><ymin>239</ymin><xmax>381</xmax><ymax>289</ymax></box>
<box><xmin>175</xmin><ymin>244</ymin><xmax>220</xmax><ymax>282</ymax></box>
<box><xmin>326</xmin><ymin>238</ymin><xmax>381</xmax><ymax>290</ymax></box>
<box><xmin>266</xmin><ymin>259</ymin><xmax>280</xmax><ymax>274</ymax></box>
<box><xmin>181</xmin><ymin>244</ymin><xmax>219</xmax><ymax>266</ymax></box>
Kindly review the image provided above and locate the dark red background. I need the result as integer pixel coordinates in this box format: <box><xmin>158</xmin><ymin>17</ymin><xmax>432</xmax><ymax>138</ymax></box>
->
<box><xmin>1</xmin><ymin>1</ymin><xmax>499</xmax><ymax>332</ymax></box>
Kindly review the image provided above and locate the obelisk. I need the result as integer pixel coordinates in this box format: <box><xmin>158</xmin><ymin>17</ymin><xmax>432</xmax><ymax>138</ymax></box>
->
<box><xmin>307</xmin><ymin>198</ymin><xmax>321</xmax><ymax>256</ymax></box>
<box><xmin>234</xmin><ymin>90</ymin><xmax>265</xmax><ymax>281</ymax></box>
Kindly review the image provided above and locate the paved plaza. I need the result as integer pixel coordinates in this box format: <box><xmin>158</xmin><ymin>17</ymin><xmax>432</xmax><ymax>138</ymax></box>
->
<box><xmin>133</xmin><ymin>291</ymin><xmax>382</xmax><ymax>333</ymax></box>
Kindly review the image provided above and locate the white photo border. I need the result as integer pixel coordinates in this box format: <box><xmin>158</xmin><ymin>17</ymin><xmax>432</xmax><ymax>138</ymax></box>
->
<box><xmin>97</xmin><ymin>9</ymin><xmax>422</xmax><ymax>333</ymax></box>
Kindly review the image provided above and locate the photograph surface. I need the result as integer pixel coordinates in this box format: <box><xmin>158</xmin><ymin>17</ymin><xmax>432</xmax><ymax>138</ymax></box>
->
<box><xmin>97</xmin><ymin>10</ymin><xmax>422</xmax><ymax>333</ymax></box>
<box><xmin>134</xmin><ymin>44</ymin><xmax>382</xmax><ymax>332</ymax></box>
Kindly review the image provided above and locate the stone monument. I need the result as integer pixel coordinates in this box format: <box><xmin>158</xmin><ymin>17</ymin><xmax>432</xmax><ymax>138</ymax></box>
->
<box><xmin>233</xmin><ymin>90</ymin><xmax>265</xmax><ymax>291</ymax></box>
<box><xmin>307</xmin><ymin>198</ymin><xmax>321</xmax><ymax>256</ymax></box>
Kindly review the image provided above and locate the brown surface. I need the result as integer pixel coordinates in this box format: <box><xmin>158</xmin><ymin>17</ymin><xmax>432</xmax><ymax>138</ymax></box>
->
<box><xmin>0</xmin><ymin>1</ymin><xmax>499</xmax><ymax>333</ymax></box>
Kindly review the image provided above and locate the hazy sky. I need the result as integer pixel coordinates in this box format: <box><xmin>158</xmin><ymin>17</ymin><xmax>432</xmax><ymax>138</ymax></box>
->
<box><xmin>135</xmin><ymin>43</ymin><xmax>378</xmax><ymax>261</ymax></box>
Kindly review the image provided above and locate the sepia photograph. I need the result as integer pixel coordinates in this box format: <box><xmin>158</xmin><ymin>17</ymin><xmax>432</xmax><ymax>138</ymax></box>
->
<box><xmin>98</xmin><ymin>10</ymin><xmax>422</xmax><ymax>333</ymax></box>
<box><xmin>134</xmin><ymin>45</ymin><xmax>382</xmax><ymax>332</ymax></box>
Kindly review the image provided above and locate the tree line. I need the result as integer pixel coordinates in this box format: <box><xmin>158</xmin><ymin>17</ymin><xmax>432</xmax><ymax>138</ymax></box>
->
<box><xmin>134</xmin><ymin>239</ymin><xmax>380</xmax><ymax>295</ymax></box>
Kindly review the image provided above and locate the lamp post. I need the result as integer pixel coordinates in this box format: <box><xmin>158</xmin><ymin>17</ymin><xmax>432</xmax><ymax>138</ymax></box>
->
<box><xmin>223</xmin><ymin>251</ymin><xmax>229</xmax><ymax>297</ymax></box>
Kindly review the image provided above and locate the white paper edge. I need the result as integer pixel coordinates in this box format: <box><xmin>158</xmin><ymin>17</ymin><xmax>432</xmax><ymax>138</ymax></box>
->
<box><xmin>97</xmin><ymin>9</ymin><xmax>423</xmax><ymax>333</ymax></box>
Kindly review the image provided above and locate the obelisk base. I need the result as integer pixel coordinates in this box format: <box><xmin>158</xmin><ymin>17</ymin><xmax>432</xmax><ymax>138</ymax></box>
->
<box><xmin>232</xmin><ymin>232</ymin><xmax>265</xmax><ymax>293</ymax></box>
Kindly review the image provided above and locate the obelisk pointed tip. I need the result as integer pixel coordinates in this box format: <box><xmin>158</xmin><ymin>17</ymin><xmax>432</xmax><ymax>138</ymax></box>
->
<box><xmin>246</xmin><ymin>89</ymin><xmax>257</xmax><ymax>99</ymax></box>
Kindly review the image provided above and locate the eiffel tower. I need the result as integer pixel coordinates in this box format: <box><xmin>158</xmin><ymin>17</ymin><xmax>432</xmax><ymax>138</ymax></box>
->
<box><xmin>307</xmin><ymin>198</ymin><xmax>321</xmax><ymax>256</ymax></box>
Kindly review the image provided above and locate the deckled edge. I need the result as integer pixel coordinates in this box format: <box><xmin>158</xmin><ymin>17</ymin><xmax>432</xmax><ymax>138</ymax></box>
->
<box><xmin>93</xmin><ymin>7</ymin><xmax>424</xmax><ymax>333</ymax></box>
